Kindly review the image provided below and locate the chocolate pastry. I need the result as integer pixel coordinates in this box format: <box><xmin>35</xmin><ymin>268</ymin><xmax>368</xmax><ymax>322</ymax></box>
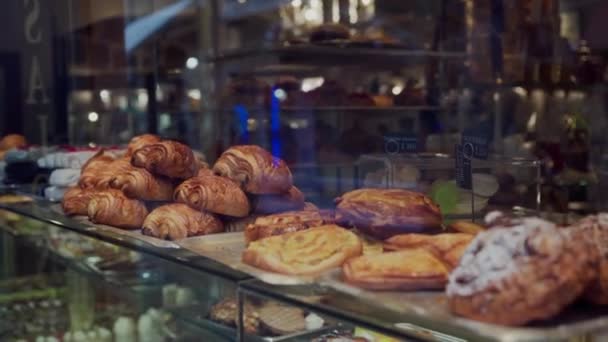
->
<box><xmin>109</xmin><ymin>164</ymin><xmax>174</xmax><ymax>201</ymax></box>
<box><xmin>131</xmin><ymin>140</ymin><xmax>198</xmax><ymax>179</ymax></box>
<box><xmin>447</xmin><ymin>214</ymin><xmax>598</xmax><ymax>325</ymax></box>
<box><xmin>125</xmin><ymin>134</ymin><xmax>161</xmax><ymax>157</ymax></box>
<box><xmin>174</xmin><ymin>173</ymin><xmax>250</xmax><ymax>217</ymax></box>
<box><xmin>250</xmin><ymin>186</ymin><xmax>305</xmax><ymax>214</ymax></box>
<box><xmin>87</xmin><ymin>189</ymin><xmax>148</xmax><ymax>229</ymax></box>
<box><xmin>244</xmin><ymin>209</ymin><xmax>334</xmax><ymax>243</ymax></box>
<box><xmin>213</xmin><ymin>145</ymin><xmax>292</xmax><ymax>194</ymax></box>
<box><xmin>335</xmin><ymin>188</ymin><xmax>442</xmax><ymax>240</ymax></box>
<box><xmin>142</xmin><ymin>203</ymin><xmax>224</xmax><ymax>240</ymax></box>
<box><xmin>79</xmin><ymin>158</ymin><xmax>131</xmax><ymax>190</ymax></box>
<box><xmin>62</xmin><ymin>186</ymin><xmax>95</xmax><ymax>216</ymax></box>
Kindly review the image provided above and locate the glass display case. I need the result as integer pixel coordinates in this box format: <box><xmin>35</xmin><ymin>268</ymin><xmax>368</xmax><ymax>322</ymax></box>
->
<box><xmin>4</xmin><ymin>0</ymin><xmax>608</xmax><ymax>341</ymax></box>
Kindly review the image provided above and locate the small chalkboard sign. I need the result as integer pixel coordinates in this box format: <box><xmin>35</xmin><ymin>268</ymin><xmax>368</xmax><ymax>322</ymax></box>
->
<box><xmin>383</xmin><ymin>134</ymin><xmax>417</xmax><ymax>154</ymax></box>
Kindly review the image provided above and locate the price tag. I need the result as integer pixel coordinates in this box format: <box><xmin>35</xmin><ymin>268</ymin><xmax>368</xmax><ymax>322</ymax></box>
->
<box><xmin>461</xmin><ymin>134</ymin><xmax>489</xmax><ymax>159</ymax></box>
<box><xmin>455</xmin><ymin>144</ymin><xmax>472</xmax><ymax>189</ymax></box>
<box><xmin>384</xmin><ymin>135</ymin><xmax>417</xmax><ymax>154</ymax></box>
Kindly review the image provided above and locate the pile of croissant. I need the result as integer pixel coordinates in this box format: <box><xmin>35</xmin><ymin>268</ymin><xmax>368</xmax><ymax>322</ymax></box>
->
<box><xmin>61</xmin><ymin>134</ymin><xmax>308</xmax><ymax>240</ymax></box>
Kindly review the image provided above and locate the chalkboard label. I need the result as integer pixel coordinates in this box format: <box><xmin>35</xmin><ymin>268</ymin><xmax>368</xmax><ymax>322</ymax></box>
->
<box><xmin>384</xmin><ymin>135</ymin><xmax>417</xmax><ymax>154</ymax></box>
<box><xmin>455</xmin><ymin>144</ymin><xmax>472</xmax><ymax>189</ymax></box>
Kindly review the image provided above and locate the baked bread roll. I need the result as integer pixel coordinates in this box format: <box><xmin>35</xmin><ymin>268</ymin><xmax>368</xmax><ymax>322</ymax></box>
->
<box><xmin>142</xmin><ymin>203</ymin><xmax>223</xmax><ymax>240</ymax></box>
<box><xmin>131</xmin><ymin>140</ymin><xmax>197</xmax><ymax>179</ymax></box>
<box><xmin>244</xmin><ymin>209</ymin><xmax>333</xmax><ymax>243</ymax></box>
<box><xmin>343</xmin><ymin>249</ymin><xmax>450</xmax><ymax>290</ymax></box>
<box><xmin>0</xmin><ymin>134</ymin><xmax>27</xmax><ymax>150</ymax></box>
<box><xmin>125</xmin><ymin>134</ymin><xmax>161</xmax><ymax>157</ymax></box>
<box><xmin>242</xmin><ymin>225</ymin><xmax>362</xmax><ymax>275</ymax></box>
<box><xmin>383</xmin><ymin>233</ymin><xmax>474</xmax><ymax>269</ymax></box>
<box><xmin>250</xmin><ymin>186</ymin><xmax>305</xmax><ymax>214</ymax></box>
<box><xmin>213</xmin><ymin>145</ymin><xmax>292</xmax><ymax>194</ymax></box>
<box><xmin>109</xmin><ymin>165</ymin><xmax>174</xmax><ymax>201</ymax></box>
<box><xmin>447</xmin><ymin>214</ymin><xmax>598</xmax><ymax>326</ymax></box>
<box><xmin>79</xmin><ymin>159</ymin><xmax>132</xmax><ymax>190</ymax></box>
<box><xmin>174</xmin><ymin>173</ymin><xmax>250</xmax><ymax>217</ymax></box>
<box><xmin>335</xmin><ymin>188</ymin><xmax>442</xmax><ymax>240</ymax></box>
<box><xmin>87</xmin><ymin>189</ymin><xmax>148</xmax><ymax>229</ymax></box>
<box><xmin>62</xmin><ymin>186</ymin><xmax>96</xmax><ymax>216</ymax></box>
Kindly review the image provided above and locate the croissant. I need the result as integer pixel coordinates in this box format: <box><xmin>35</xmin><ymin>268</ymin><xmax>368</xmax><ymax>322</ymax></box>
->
<box><xmin>142</xmin><ymin>203</ymin><xmax>224</xmax><ymax>240</ymax></box>
<box><xmin>212</xmin><ymin>145</ymin><xmax>292</xmax><ymax>194</ymax></box>
<box><xmin>131</xmin><ymin>140</ymin><xmax>197</xmax><ymax>179</ymax></box>
<box><xmin>174</xmin><ymin>173</ymin><xmax>250</xmax><ymax>217</ymax></box>
<box><xmin>81</xmin><ymin>150</ymin><xmax>115</xmax><ymax>173</ymax></box>
<box><xmin>250</xmin><ymin>186</ymin><xmax>305</xmax><ymax>214</ymax></box>
<box><xmin>79</xmin><ymin>159</ymin><xmax>131</xmax><ymax>189</ymax></box>
<box><xmin>62</xmin><ymin>186</ymin><xmax>96</xmax><ymax>216</ymax></box>
<box><xmin>87</xmin><ymin>189</ymin><xmax>148</xmax><ymax>229</ymax></box>
<box><xmin>109</xmin><ymin>164</ymin><xmax>174</xmax><ymax>201</ymax></box>
<box><xmin>125</xmin><ymin>134</ymin><xmax>161</xmax><ymax>157</ymax></box>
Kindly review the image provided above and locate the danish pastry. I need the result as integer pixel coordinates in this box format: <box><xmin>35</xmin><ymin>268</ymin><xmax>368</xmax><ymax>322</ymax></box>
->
<box><xmin>131</xmin><ymin>140</ymin><xmax>198</xmax><ymax>179</ymax></box>
<box><xmin>383</xmin><ymin>233</ymin><xmax>474</xmax><ymax>269</ymax></box>
<box><xmin>244</xmin><ymin>209</ymin><xmax>333</xmax><ymax>243</ymax></box>
<box><xmin>87</xmin><ymin>189</ymin><xmax>148</xmax><ymax>229</ymax></box>
<box><xmin>109</xmin><ymin>165</ymin><xmax>174</xmax><ymax>201</ymax></box>
<box><xmin>125</xmin><ymin>134</ymin><xmax>161</xmax><ymax>157</ymax></box>
<box><xmin>174</xmin><ymin>173</ymin><xmax>250</xmax><ymax>217</ymax></box>
<box><xmin>62</xmin><ymin>186</ymin><xmax>96</xmax><ymax>216</ymax></box>
<box><xmin>142</xmin><ymin>203</ymin><xmax>223</xmax><ymax>240</ymax></box>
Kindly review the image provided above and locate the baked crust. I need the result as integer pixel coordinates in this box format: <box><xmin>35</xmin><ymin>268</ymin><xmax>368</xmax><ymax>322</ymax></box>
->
<box><xmin>213</xmin><ymin>145</ymin><xmax>292</xmax><ymax>194</ymax></box>
<box><xmin>335</xmin><ymin>188</ymin><xmax>442</xmax><ymax>239</ymax></box>
<box><xmin>383</xmin><ymin>233</ymin><xmax>474</xmax><ymax>269</ymax></box>
<box><xmin>447</xmin><ymin>220</ymin><xmax>486</xmax><ymax>235</ymax></box>
<box><xmin>447</xmin><ymin>215</ymin><xmax>598</xmax><ymax>325</ymax></box>
<box><xmin>109</xmin><ymin>164</ymin><xmax>174</xmax><ymax>201</ymax></box>
<box><xmin>174</xmin><ymin>173</ymin><xmax>250</xmax><ymax>217</ymax></box>
<box><xmin>343</xmin><ymin>249</ymin><xmax>449</xmax><ymax>290</ymax></box>
<box><xmin>131</xmin><ymin>140</ymin><xmax>198</xmax><ymax>179</ymax></box>
<box><xmin>62</xmin><ymin>186</ymin><xmax>95</xmax><ymax>216</ymax></box>
<box><xmin>79</xmin><ymin>158</ymin><xmax>131</xmax><ymax>190</ymax></box>
<box><xmin>87</xmin><ymin>189</ymin><xmax>148</xmax><ymax>229</ymax></box>
<box><xmin>125</xmin><ymin>134</ymin><xmax>161</xmax><ymax>157</ymax></box>
<box><xmin>244</xmin><ymin>209</ymin><xmax>333</xmax><ymax>244</ymax></box>
<box><xmin>142</xmin><ymin>203</ymin><xmax>223</xmax><ymax>240</ymax></box>
<box><xmin>242</xmin><ymin>225</ymin><xmax>362</xmax><ymax>276</ymax></box>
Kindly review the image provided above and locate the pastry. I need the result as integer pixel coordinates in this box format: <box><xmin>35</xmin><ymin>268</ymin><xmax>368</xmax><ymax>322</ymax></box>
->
<box><xmin>79</xmin><ymin>158</ymin><xmax>131</xmax><ymax>189</ymax></box>
<box><xmin>343</xmin><ymin>249</ymin><xmax>450</xmax><ymax>290</ymax></box>
<box><xmin>131</xmin><ymin>140</ymin><xmax>198</xmax><ymax>179</ymax></box>
<box><xmin>213</xmin><ymin>145</ymin><xmax>292</xmax><ymax>194</ymax></box>
<box><xmin>87</xmin><ymin>189</ymin><xmax>148</xmax><ymax>229</ymax></box>
<box><xmin>569</xmin><ymin>214</ymin><xmax>608</xmax><ymax>304</ymax></box>
<box><xmin>80</xmin><ymin>149</ymin><xmax>116</xmax><ymax>173</ymax></box>
<box><xmin>109</xmin><ymin>164</ymin><xmax>174</xmax><ymax>201</ymax></box>
<box><xmin>62</xmin><ymin>186</ymin><xmax>96</xmax><ymax>216</ymax></box>
<box><xmin>303</xmin><ymin>202</ymin><xmax>319</xmax><ymax>211</ymax></box>
<box><xmin>383</xmin><ymin>233</ymin><xmax>474</xmax><ymax>268</ymax></box>
<box><xmin>309</xmin><ymin>23</ymin><xmax>350</xmax><ymax>42</ymax></box>
<box><xmin>446</xmin><ymin>214</ymin><xmax>598</xmax><ymax>326</ymax></box>
<box><xmin>250</xmin><ymin>186</ymin><xmax>305</xmax><ymax>214</ymax></box>
<box><xmin>142</xmin><ymin>203</ymin><xmax>223</xmax><ymax>240</ymax></box>
<box><xmin>244</xmin><ymin>209</ymin><xmax>333</xmax><ymax>243</ymax></box>
<box><xmin>209</xmin><ymin>298</ymin><xmax>260</xmax><ymax>335</ymax></box>
<box><xmin>242</xmin><ymin>225</ymin><xmax>362</xmax><ymax>276</ymax></box>
<box><xmin>174</xmin><ymin>173</ymin><xmax>250</xmax><ymax>217</ymax></box>
<box><xmin>125</xmin><ymin>134</ymin><xmax>161</xmax><ymax>157</ymax></box>
<box><xmin>259</xmin><ymin>304</ymin><xmax>306</xmax><ymax>335</ymax></box>
<box><xmin>447</xmin><ymin>220</ymin><xmax>486</xmax><ymax>235</ymax></box>
<box><xmin>0</xmin><ymin>134</ymin><xmax>26</xmax><ymax>150</ymax></box>
<box><xmin>335</xmin><ymin>189</ymin><xmax>442</xmax><ymax>240</ymax></box>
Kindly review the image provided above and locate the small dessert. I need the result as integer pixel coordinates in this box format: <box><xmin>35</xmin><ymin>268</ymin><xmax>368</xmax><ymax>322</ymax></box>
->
<box><xmin>209</xmin><ymin>298</ymin><xmax>260</xmax><ymax>335</ymax></box>
<box><xmin>242</xmin><ymin>225</ymin><xmax>362</xmax><ymax>276</ymax></box>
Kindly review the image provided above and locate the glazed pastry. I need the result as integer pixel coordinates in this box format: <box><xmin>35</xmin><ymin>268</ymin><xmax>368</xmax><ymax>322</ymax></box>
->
<box><xmin>383</xmin><ymin>233</ymin><xmax>474</xmax><ymax>268</ymax></box>
<box><xmin>125</xmin><ymin>134</ymin><xmax>161</xmax><ymax>157</ymax></box>
<box><xmin>335</xmin><ymin>188</ymin><xmax>442</xmax><ymax>240</ymax></box>
<box><xmin>87</xmin><ymin>189</ymin><xmax>148</xmax><ymax>229</ymax></box>
<box><xmin>250</xmin><ymin>186</ymin><xmax>305</xmax><ymax>214</ymax></box>
<box><xmin>131</xmin><ymin>140</ymin><xmax>198</xmax><ymax>179</ymax></box>
<box><xmin>174</xmin><ymin>173</ymin><xmax>250</xmax><ymax>217</ymax></box>
<box><xmin>62</xmin><ymin>186</ymin><xmax>96</xmax><ymax>216</ymax></box>
<box><xmin>343</xmin><ymin>249</ymin><xmax>450</xmax><ymax>290</ymax></box>
<box><xmin>569</xmin><ymin>214</ymin><xmax>608</xmax><ymax>304</ymax></box>
<box><xmin>209</xmin><ymin>298</ymin><xmax>260</xmax><ymax>335</ymax></box>
<box><xmin>142</xmin><ymin>203</ymin><xmax>223</xmax><ymax>240</ymax></box>
<box><xmin>242</xmin><ymin>225</ymin><xmax>362</xmax><ymax>276</ymax></box>
<box><xmin>446</xmin><ymin>214</ymin><xmax>598</xmax><ymax>325</ymax></box>
<box><xmin>213</xmin><ymin>145</ymin><xmax>293</xmax><ymax>194</ymax></box>
<box><xmin>244</xmin><ymin>209</ymin><xmax>333</xmax><ymax>243</ymax></box>
<box><xmin>109</xmin><ymin>164</ymin><xmax>174</xmax><ymax>201</ymax></box>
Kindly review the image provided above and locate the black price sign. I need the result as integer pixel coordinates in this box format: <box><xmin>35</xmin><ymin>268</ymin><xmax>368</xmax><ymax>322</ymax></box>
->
<box><xmin>384</xmin><ymin>135</ymin><xmax>417</xmax><ymax>155</ymax></box>
<box><xmin>455</xmin><ymin>143</ymin><xmax>472</xmax><ymax>189</ymax></box>
<box><xmin>461</xmin><ymin>134</ymin><xmax>489</xmax><ymax>159</ymax></box>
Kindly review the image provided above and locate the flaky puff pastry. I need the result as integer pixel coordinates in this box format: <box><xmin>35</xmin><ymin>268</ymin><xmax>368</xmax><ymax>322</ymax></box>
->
<box><xmin>142</xmin><ymin>203</ymin><xmax>224</xmax><ymax>240</ymax></box>
<box><xmin>109</xmin><ymin>164</ymin><xmax>174</xmax><ymax>201</ymax></box>
<box><xmin>213</xmin><ymin>145</ymin><xmax>292</xmax><ymax>194</ymax></box>
<box><xmin>174</xmin><ymin>173</ymin><xmax>250</xmax><ymax>217</ymax></box>
<box><xmin>242</xmin><ymin>225</ymin><xmax>362</xmax><ymax>276</ymax></box>
<box><xmin>79</xmin><ymin>158</ymin><xmax>131</xmax><ymax>189</ymax></box>
<box><xmin>131</xmin><ymin>140</ymin><xmax>197</xmax><ymax>179</ymax></box>
<box><xmin>62</xmin><ymin>186</ymin><xmax>96</xmax><ymax>216</ymax></box>
<box><xmin>383</xmin><ymin>233</ymin><xmax>474</xmax><ymax>269</ymax></box>
<box><xmin>125</xmin><ymin>134</ymin><xmax>161</xmax><ymax>157</ymax></box>
<box><xmin>87</xmin><ymin>189</ymin><xmax>148</xmax><ymax>229</ymax></box>
<box><xmin>244</xmin><ymin>209</ymin><xmax>333</xmax><ymax>244</ymax></box>
<box><xmin>343</xmin><ymin>249</ymin><xmax>450</xmax><ymax>290</ymax></box>
<box><xmin>335</xmin><ymin>188</ymin><xmax>442</xmax><ymax>240</ymax></box>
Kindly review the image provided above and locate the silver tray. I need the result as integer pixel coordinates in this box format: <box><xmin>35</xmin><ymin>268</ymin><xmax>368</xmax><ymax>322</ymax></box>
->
<box><xmin>321</xmin><ymin>270</ymin><xmax>608</xmax><ymax>341</ymax></box>
<box><xmin>176</xmin><ymin>232</ymin><xmax>335</xmax><ymax>285</ymax></box>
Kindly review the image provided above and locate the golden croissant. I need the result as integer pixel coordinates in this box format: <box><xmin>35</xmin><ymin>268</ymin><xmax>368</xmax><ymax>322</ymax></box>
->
<box><xmin>125</xmin><ymin>134</ymin><xmax>161</xmax><ymax>157</ymax></box>
<box><xmin>131</xmin><ymin>140</ymin><xmax>197</xmax><ymax>179</ymax></box>
<box><xmin>212</xmin><ymin>145</ymin><xmax>292</xmax><ymax>194</ymax></box>
<box><xmin>79</xmin><ymin>159</ymin><xmax>131</xmax><ymax>189</ymax></box>
<box><xmin>174</xmin><ymin>173</ymin><xmax>250</xmax><ymax>217</ymax></box>
<box><xmin>62</xmin><ymin>186</ymin><xmax>96</xmax><ymax>216</ymax></box>
<box><xmin>109</xmin><ymin>164</ymin><xmax>174</xmax><ymax>201</ymax></box>
<box><xmin>142</xmin><ymin>203</ymin><xmax>224</xmax><ymax>240</ymax></box>
<box><xmin>87</xmin><ymin>189</ymin><xmax>148</xmax><ymax>229</ymax></box>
